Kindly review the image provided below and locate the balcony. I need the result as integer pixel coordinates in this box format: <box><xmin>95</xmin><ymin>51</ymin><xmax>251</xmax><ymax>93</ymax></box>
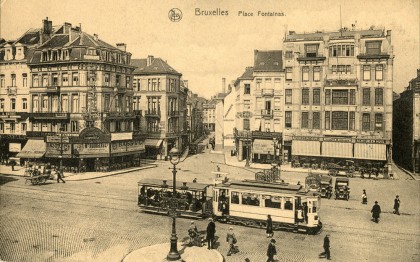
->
<box><xmin>168</xmin><ymin>110</ymin><xmax>180</xmax><ymax>117</ymax></box>
<box><xmin>325</xmin><ymin>79</ymin><xmax>358</xmax><ymax>87</ymax></box>
<box><xmin>29</xmin><ymin>112</ymin><xmax>70</xmax><ymax>120</ymax></box>
<box><xmin>45</xmin><ymin>85</ymin><xmax>60</xmax><ymax>92</ymax></box>
<box><xmin>262</xmin><ymin>89</ymin><xmax>274</xmax><ymax>96</ymax></box>
<box><xmin>297</xmin><ymin>54</ymin><xmax>326</xmax><ymax>62</ymax></box>
<box><xmin>105</xmin><ymin>111</ymin><xmax>136</xmax><ymax>119</ymax></box>
<box><xmin>357</xmin><ymin>52</ymin><xmax>390</xmax><ymax>60</ymax></box>
<box><xmin>261</xmin><ymin>109</ymin><xmax>274</xmax><ymax>118</ymax></box>
<box><xmin>7</xmin><ymin>86</ymin><xmax>17</xmax><ymax>95</ymax></box>
<box><xmin>133</xmin><ymin>110</ymin><xmax>142</xmax><ymax>117</ymax></box>
<box><xmin>145</xmin><ymin>109</ymin><xmax>161</xmax><ymax>118</ymax></box>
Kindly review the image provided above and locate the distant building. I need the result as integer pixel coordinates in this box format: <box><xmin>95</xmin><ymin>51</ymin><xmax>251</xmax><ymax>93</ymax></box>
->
<box><xmin>393</xmin><ymin>69</ymin><xmax>420</xmax><ymax>173</ymax></box>
<box><xmin>131</xmin><ymin>56</ymin><xmax>188</xmax><ymax>159</ymax></box>
<box><xmin>203</xmin><ymin>97</ymin><xmax>217</xmax><ymax>132</ymax></box>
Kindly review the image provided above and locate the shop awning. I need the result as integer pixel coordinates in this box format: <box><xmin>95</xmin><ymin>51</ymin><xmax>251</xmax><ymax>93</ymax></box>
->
<box><xmin>354</xmin><ymin>143</ymin><xmax>386</xmax><ymax>161</ymax></box>
<box><xmin>16</xmin><ymin>139</ymin><xmax>46</xmax><ymax>159</ymax></box>
<box><xmin>322</xmin><ymin>142</ymin><xmax>353</xmax><ymax>158</ymax></box>
<box><xmin>144</xmin><ymin>139</ymin><xmax>163</xmax><ymax>148</ymax></box>
<box><xmin>292</xmin><ymin>140</ymin><xmax>321</xmax><ymax>156</ymax></box>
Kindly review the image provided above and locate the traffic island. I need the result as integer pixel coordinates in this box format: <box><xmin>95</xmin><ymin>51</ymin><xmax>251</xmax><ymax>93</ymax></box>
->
<box><xmin>122</xmin><ymin>243</ymin><xmax>224</xmax><ymax>262</ymax></box>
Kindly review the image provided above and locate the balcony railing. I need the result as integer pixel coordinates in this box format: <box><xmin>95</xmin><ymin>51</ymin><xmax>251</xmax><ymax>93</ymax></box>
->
<box><xmin>325</xmin><ymin>79</ymin><xmax>358</xmax><ymax>87</ymax></box>
<box><xmin>7</xmin><ymin>86</ymin><xmax>17</xmax><ymax>95</ymax></box>
<box><xmin>29</xmin><ymin>112</ymin><xmax>70</xmax><ymax>120</ymax></box>
<box><xmin>45</xmin><ymin>85</ymin><xmax>60</xmax><ymax>92</ymax></box>
<box><xmin>168</xmin><ymin>110</ymin><xmax>180</xmax><ymax>117</ymax></box>
<box><xmin>297</xmin><ymin>54</ymin><xmax>326</xmax><ymax>61</ymax></box>
<box><xmin>261</xmin><ymin>109</ymin><xmax>274</xmax><ymax>118</ymax></box>
<box><xmin>357</xmin><ymin>52</ymin><xmax>390</xmax><ymax>60</ymax></box>
<box><xmin>145</xmin><ymin>109</ymin><xmax>161</xmax><ymax>117</ymax></box>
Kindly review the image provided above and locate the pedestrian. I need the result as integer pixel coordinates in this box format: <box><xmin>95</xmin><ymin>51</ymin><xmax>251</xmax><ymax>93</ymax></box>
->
<box><xmin>319</xmin><ymin>234</ymin><xmax>331</xmax><ymax>260</ymax></box>
<box><xmin>371</xmin><ymin>201</ymin><xmax>381</xmax><ymax>223</ymax></box>
<box><xmin>393</xmin><ymin>195</ymin><xmax>400</xmax><ymax>215</ymax></box>
<box><xmin>206</xmin><ymin>218</ymin><xmax>216</xmax><ymax>249</ymax></box>
<box><xmin>188</xmin><ymin>221</ymin><xmax>198</xmax><ymax>246</ymax></box>
<box><xmin>267</xmin><ymin>238</ymin><xmax>277</xmax><ymax>262</ymax></box>
<box><xmin>226</xmin><ymin>227</ymin><xmax>237</xmax><ymax>256</ymax></box>
<box><xmin>193</xmin><ymin>178</ymin><xmax>197</xmax><ymax>183</ymax></box>
<box><xmin>56</xmin><ymin>168</ymin><xmax>66</xmax><ymax>183</ymax></box>
<box><xmin>303</xmin><ymin>202</ymin><xmax>308</xmax><ymax>223</ymax></box>
<box><xmin>266</xmin><ymin>215</ymin><xmax>273</xmax><ymax>238</ymax></box>
<box><xmin>217</xmin><ymin>165</ymin><xmax>220</xmax><ymax>172</ymax></box>
<box><xmin>361</xmin><ymin>189</ymin><xmax>368</xmax><ymax>204</ymax></box>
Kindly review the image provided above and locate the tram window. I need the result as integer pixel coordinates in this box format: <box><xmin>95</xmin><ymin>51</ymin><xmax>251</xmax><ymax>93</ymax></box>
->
<box><xmin>263</xmin><ymin>195</ymin><xmax>281</xmax><ymax>209</ymax></box>
<box><xmin>284</xmin><ymin>197</ymin><xmax>293</xmax><ymax>210</ymax></box>
<box><xmin>312</xmin><ymin>201</ymin><xmax>317</xmax><ymax>212</ymax></box>
<box><xmin>242</xmin><ymin>193</ymin><xmax>260</xmax><ymax>206</ymax></box>
<box><xmin>231</xmin><ymin>192</ymin><xmax>240</xmax><ymax>204</ymax></box>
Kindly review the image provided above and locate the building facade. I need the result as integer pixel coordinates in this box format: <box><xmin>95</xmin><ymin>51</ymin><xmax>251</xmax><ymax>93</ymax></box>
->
<box><xmin>131</xmin><ymin>56</ymin><xmax>188</xmax><ymax>159</ymax></box>
<box><xmin>393</xmin><ymin>69</ymin><xmax>420</xmax><ymax>173</ymax></box>
<box><xmin>203</xmin><ymin>98</ymin><xmax>216</xmax><ymax>132</ymax></box>
<box><xmin>283</xmin><ymin>28</ymin><xmax>393</xmax><ymax>169</ymax></box>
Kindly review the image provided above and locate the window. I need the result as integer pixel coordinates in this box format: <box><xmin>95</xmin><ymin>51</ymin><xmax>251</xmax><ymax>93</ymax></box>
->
<box><xmin>10</xmin><ymin>122</ymin><xmax>15</xmax><ymax>133</ymax></box>
<box><xmin>71</xmin><ymin>121</ymin><xmax>78</xmax><ymax>132</ymax></box>
<box><xmin>10</xmin><ymin>98</ymin><xmax>16</xmax><ymax>111</ymax></box>
<box><xmin>243</xmin><ymin>99</ymin><xmax>250</xmax><ymax>110</ymax></box>
<box><xmin>62</xmin><ymin>73</ymin><xmax>68</xmax><ymax>86</ymax></box>
<box><xmin>375</xmin><ymin>88</ymin><xmax>383</xmax><ymax>105</ymax></box>
<box><xmin>244</xmin><ymin>84</ymin><xmax>250</xmax><ymax>94</ymax></box>
<box><xmin>231</xmin><ymin>192</ymin><xmax>240</xmax><ymax>204</ymax></box>
<box><xmin>285</xmin><ymin>51</ymin><xmax>293</xmax><ymax>59</ymax></box>
<box><xmin>329</xmin><ymin>44</ymin><xmax>354</xmax><ymax>57</ymax></box>
<box><xmin>284</xmin><ymin>197</ymin><xmax>293</xmax><ymax>210</ymax></box>
<box><xmin>32</xmin><ymin>75</ymin><xmax>39</xmax><ymax>87</ymax></box>
<box><xmin>22</xmin><ymin>98</ymin><xmax>27</xmax><ymax>110</ymax></box>
<box><xmin>32</xmin><ymin>95</ymin><xmax>39</xmax><ymax>112</ymax></box>
<box><xmin>332</xmin><ymin>111</ymin><xmax>348</xmax><ymax>130</ymax></box>
<box><xmin>0</xmin><ymin>75</ymin><xmax>5</xmax><ymax>87</ymax></box>
<box><xmin>285</xmin><ymin>89</ymin><xmax>292</xmax><ymax>104</ymax></box>
<box><xmin>325</xmin><ymin>111</ymin><xmax>331</xmax><ymax>130</ymax></box>
<box><xmin>243</xmin><ymin>119</ymin><xmax>250</xmax><ymax>130</ymax></box>
<box><xmin>42</xmin><ymin>96</ymin><xmax>48</xmax><ymax>111</ymax></box>
<box><xmin>42</xmin><ymin>74</ymin><xmax>49</xmax><ymax>87</ymax></box>
<box><xmin>349</xmin><ymin>111</ymin><xmax>355</xmax><ymax>130</ymax></box>
<box><xmin>305</xmin><ymin>44</ymin><xmax>318</xmax><ymax>57</ymax></box>
<box><xmin>11</xmin><ymin>74</ymin><xmax>16</xmax><ymax>86</ymax></box>
<box><xmin>302</xmin><ymin>66</ymin><xmax>309</xmax><ymax>81</ymax></box>
<box><xmin>241</xmin><ymin>193</ymin><xmax>260</xmax><ymax>206</ymax></box>
<box><xmin>350</xmin><ymin>89</ymin><xmax>356</xmax><ymax>105</ymax></box>
<box><xmin>72</xmin><ymin>94</ymin><xmax>79</xmax><ymax>113</ymax></box>
<box><xmin>302</xmin><ymin>88</ymin><xmax>309</xmax><ymax>105</ymax></box>
<box><xmin>325</xmin><ymin>89</ymin><xmax>331</xmax><ymax>105</ymax></box>
<box><xmin>116</xmin><ymin>75</ymin><xmax>121</xmax><ymax>87</ymax></box>
<box><xmin>265</xmin><ymin>78</ymin><xmax>272</xmax><ymax>89</ymax></box>
<box><xmin>375</xmin><ymin>65</ymin><xmax>383</xmax><ymax>80</ymax></box>
<box><xmin>313</xmin><ymin>66</ymin><xmax>321</xmax><ymax>81</ymax></box>
<box><xmin>362</xmin><ymin>88</ymin><xmax>371</xmax><ymax>105</ymax></box>
<box><xmin>366</xmin><ymin>41</ymin><xmax>381</xmax><ymax>55</ymax></box>
<box><xmin>22</xmin><ymin>73</ymin><xmax>27</xmax><ymax>87</ymax></box>
<box><xmin>285</xmin><ymin>111</ymin><xmax>292</xmax><ymax>128</ymax></box>
<box><xmin>362</xmin><ymin>113</ymin><xmax>371</xmax><ymax>131</ymax></box>
<box><xmin>0</xmin><ymin>99</ymin><xmax>4</xmax><ymax>110</ymax></box>
<box><xmin>263</xmin><ymin>195</ymin><xmax>281</xmax><ymax>209</ymax></box>
<box><xmin>61</xmin><ymin>95</ymin><xmax>68</xmax><ymax>112</ymax></box>
<box><xmin>21</xmin><ymin>123</ymin><xmax>27</xmax><ymax>131</ymax></box>
<box><xmin>375</xmin><ymin>113</ymin><xmax>383</xmax><ymax>130</ymax></box>
<box><xmin>0</xmin><ymin>122</ymin><xmax>3</xmax><ymax>132</ymax></box>
<box><xmin>332</xmin><ymin>90</ymin><xmax>348</xmax><ymax>105</ymax></box>
<box><xmin>274</xmin><ymin>78</ymin><xmax>281</xmax><ymax>90</ymax></box>
<box><xmin>52</xmin><ymin>73</ymin><xmax>58</xmax><ymax>86</ymax></box>
<box><xmin>72</xmin><ymin>73</ymin><xmax>79</xmax><ymax>86</ymax></box>
<box><xmin>363</xmin><ymin>65</ymin><xmax>371</xmax><ymax>81</ymax></box>
<box><xmin>126</xmin><ymin>76</ymin><xmax>131</xmax><ymax>88</ymax></box>
<box><xmin>313</xmin><ymin>88</ymin><xmax>320</xmax><ymax>105</ymax></box>
<box><xmin>313</xmin><ymin>112</ymin><xmax>320</xmax><ymax>129</ymax></box>
<box><xmin>286</xmin><ymin>67</ymin><xmax>292</xmax><ymax>81</ymax></box>
<box><xmin>301</xmin><ymin>112</ymin><xmax>309</xmax><ymax>128</ymax></box>
<box><xmin>256</xmin><ymin>79</ymin><xmax>262</xmax><ymax>89</ymax></box>
<box><xmin>104</xmin><ymin>73</ymin><xmax>110</xmax><ymax>86</ymax></box>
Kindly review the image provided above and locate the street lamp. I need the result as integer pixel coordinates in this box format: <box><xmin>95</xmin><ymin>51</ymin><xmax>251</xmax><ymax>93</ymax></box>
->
<box><xmin>245</xmin><ymin>132</ymin><xmax>251</xmax><ymax>168</ymax></box>
<box><xmin>59</xmin><ymin>126</ymin><xmax>65</xmax><ymax>173</ymax></box>
<box><xmin>167</xmin><ymin>146</ymin><xmax>181</xmax><ymax>261</ymax></box>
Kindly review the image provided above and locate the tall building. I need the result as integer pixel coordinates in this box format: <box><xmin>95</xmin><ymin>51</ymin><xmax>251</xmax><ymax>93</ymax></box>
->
<box><xmin>283</xmin><ymin>28</ymin><xmax>393</xmax><ymax>169</ymax></box>
<box><xmin>203</xmin><ymin>97</ymin><xmax>217</xmax><ymax>132</ymax></box>
<box><xmin>131</xmin><ymin>56</ymin><xmax>188</xmax><ymax>159</ymax></box>
<box><xmin>186</xmin><ymin>89</ymin><xmax>205</xmax><ymax>145</ymax></box>
<box><xmin>393</xmin><ymin>69</ymin><xmax>420</xmax><ymax>173</ymax></box>
<box><xmin>0</xmin><ymin>18</ymin><xmax>143</xmax><ymax>172</ymax></box>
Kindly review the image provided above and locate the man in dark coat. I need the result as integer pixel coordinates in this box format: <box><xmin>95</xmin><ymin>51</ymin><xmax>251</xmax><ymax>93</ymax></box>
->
<box><xmin>266</xmin><ymin>215</ymin><xmax>273</xmax><ymax>238</ymax></box>
<box><xmin>393</xmin><ymin>195</ymin><xmax>400</xmax><ymax>215</ymax></box>
<box><xmin>371</xmin><ymin>201</ymin><xmax>381</xmax><ymax>223</ymax></box>
<box><xmin>266</xmin><ymin>238</ymin><xmax>277</xmax><ymax>262</ymax></box>
<box><xmin>320</xmin><ymin>234</ymin><xmax>331</xmax><ymax>260</ymax></box>
<box><xmin>206</xmin><ymin>218</ymin><xmax>216</xmax><ymax>249</ymax></box>
<box><xmin>56</xmin><ymin>168</ymin><xmax>66</xmax><ymax>183</ymax></box>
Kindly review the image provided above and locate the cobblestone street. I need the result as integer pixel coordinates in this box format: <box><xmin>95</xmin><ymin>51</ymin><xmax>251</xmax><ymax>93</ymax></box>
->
<box><xmin>1</xmin><ymin>148</ymin><xmax>419</xmax><ymax>261</ymax></box>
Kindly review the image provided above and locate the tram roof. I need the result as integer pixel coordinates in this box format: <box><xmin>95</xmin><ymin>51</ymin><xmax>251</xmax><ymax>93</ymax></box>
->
<box><xmin>217</xmin><ymin>180</ymin><xmax>316</xmax><ymax>195</ymax></box>
<box><xmin>138</xmin><ymin>178</ymin><xmax>209</xmax><ymax>191</ymax></box>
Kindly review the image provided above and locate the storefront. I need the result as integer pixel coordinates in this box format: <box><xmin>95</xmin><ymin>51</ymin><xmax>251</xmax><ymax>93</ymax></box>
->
<box><xmin>353</xmin><ymin>139</ymin><xmax>387</xmax><ymax>161</ymax></box>
<box><xmin>144</xmin><ymin>139</ymin><xmax>163</xmax><ymax>159</ymax></box>
<box><xmin>322</xmin><ymin>137</ymin><xmax>353</xmax><ymax>159</ymax></box>
<box><xmin>251</xmin><ymin>131</ymin><xmax>282</xmax><ymax>164</ymax></box>
<box><xmin>292</xmin><ymin>136</ymin><xmax>321</xmax><ymax>157</ymax></box>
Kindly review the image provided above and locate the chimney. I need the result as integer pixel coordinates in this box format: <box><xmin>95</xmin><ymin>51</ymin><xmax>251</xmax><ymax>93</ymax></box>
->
<box><xmin>183</xmin><ymin>80</ymin><xmax>188</xmax><ymax>88</ymax></box>
<box><xmin>386</xmin><ymin>30</ymin><xmax>392</xmax><ymax>44</ymax></box>
<box><xmin>93</xmin><ymin>34</ymin><xmax>98</xmax><ymax>41</ymax></box>
<box><xmin>116</xmin><ymin>43</ymin><xmax>126</xmax><ymax>52</ymax></box>
<box><xmin>417</xmin><ymin>69</ymin><xmax>420</xmax><ymax>77</ymax></box>
<box><xmin>64</xmin><ymin>22</ymin><xmax>72</xmax><ymax>34</ymax></box>
<box><xmin>147</xmin><ymin>55</ymin><xmax>154</xmax><ymax>66</ymax></box>
<box><xmin>43</xmin><ymin>17</ymin><xmax>52</xmax><ymax>34</ymax></box>
<box><xmin>222</xmin><ymin>78</ymin><xmax>226</xmax><ymax>93</ymax></box>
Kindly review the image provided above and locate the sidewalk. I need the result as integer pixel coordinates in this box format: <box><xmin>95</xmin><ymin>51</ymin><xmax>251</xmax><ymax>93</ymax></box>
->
<box><xmin>0</xmin><ymin>163</ymin><xmax>157</xmax><ymax>181</ymax></box>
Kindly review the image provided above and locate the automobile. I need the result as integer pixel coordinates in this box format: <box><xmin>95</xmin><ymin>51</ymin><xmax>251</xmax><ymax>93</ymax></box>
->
<box><xmin>319</xmin><ymin>176</ymin><xmax>333</xmax><ymax>199</ymax></box>
<box><xmin>334</xmin><ymin>177</ymin><xmax>350</xmax><ymax>200</ymax></box>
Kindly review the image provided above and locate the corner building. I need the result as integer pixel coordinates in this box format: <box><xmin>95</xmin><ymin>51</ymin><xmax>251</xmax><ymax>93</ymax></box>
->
<box><xmin>283</xmin><ymin>29</ymin><xmax>393</xmax><ymax>169</ymax></box>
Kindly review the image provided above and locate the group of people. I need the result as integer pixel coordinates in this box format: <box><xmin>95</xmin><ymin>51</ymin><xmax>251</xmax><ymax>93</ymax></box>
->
<box><xmin>362</xmin><ymin>190</ymin><xmax>401</xmax><ymax>223</ymax></box>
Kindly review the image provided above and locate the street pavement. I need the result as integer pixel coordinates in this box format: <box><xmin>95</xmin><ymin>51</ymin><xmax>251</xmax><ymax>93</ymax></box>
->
<box><xmin>1</xmin><ymin>146</ymin><xmax>419</xmax><ymax>262</ymax></box>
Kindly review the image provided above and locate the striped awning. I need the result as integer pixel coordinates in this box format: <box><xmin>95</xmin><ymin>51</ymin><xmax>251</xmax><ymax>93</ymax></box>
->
<box><xmin>354</xmin><ymin>143</ymin><xmax>386</xmax><ymax>161</ymax></box>
<box><xmin>16</xmin><ymin>139</ymin><xmax>46</xmax><ymax>159</ymax></box>
<box><xmin>292</xmin><ymin>140</ymin><xmax>321</xmax><ymax>156</ymax></box>
<box><xmin>322</xmin><ymin>142</ymin><xmax>353</xmax><ymax>158</ymax></box>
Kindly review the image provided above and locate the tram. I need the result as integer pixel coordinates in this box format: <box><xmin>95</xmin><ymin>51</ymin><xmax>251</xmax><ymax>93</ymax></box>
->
<box><xmin>137</xmin><ymin>178</ymin><xmax>322</xmax><ymax>234</ymax></box>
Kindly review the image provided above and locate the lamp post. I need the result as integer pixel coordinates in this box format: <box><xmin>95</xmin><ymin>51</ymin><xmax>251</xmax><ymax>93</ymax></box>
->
<box><xmin>245</xmin><ymin>133</ymin><xmax>251</xmax><ymax>168</ymax></box>
<box><xmin>59</xmin><ymin>126</ymin><xmax>65</xmax><ymax>173</ymax></box>
<box><xmin>167</xmin><ymin>146</ymin><xmax>181</xmax><ymax>261</ymax></box>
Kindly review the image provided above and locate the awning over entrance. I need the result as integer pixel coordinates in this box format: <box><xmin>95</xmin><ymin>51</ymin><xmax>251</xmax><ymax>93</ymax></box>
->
<box><xmin>292</xmin><ymin>140</ymin><xmax>321</xmax><ymax>156</ymax></box>
<box><xmin>322</xmin><ymin>142</ymin><xmax>353</xmax><ymax>158</ymax></box>
<box><xmin>144</xmin><ymin>139</ymin><xmax>163</xmax><ymax>148</ymax></box>
<box><xmin>16</xmin><ymin>139</ymin><xmax>46</xmax><ymax>159</ymax></box>
<box><xmin>354</xmin><ymin>143</ymin><xmax>386</xmax><ymax>161</ymax></box>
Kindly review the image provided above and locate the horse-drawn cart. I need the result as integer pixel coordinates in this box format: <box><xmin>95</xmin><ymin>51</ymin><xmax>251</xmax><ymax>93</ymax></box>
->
<box><xmin>25</xmin><ymin>173</ymin><xmax>54</xmax><ymax>185</ymax></box>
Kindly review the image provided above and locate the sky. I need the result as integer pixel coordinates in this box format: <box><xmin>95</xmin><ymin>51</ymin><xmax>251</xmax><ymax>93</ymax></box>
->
<box><xmin>1</xmin><ymin>0</ymin><xmax>419</xmax><ymax>99</ymax></box>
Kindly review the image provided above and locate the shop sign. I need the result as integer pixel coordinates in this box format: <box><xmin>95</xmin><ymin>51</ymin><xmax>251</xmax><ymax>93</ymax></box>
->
<box><xmin>9</xmin><ymin>143</ymin><xmax>21</xmax><ymax>152</ymax></box>
<box><xmin>323</xmin><ymin>137</ymin><xmax>352</xmax><ymax>143</ymax></box>
<box><xmin>252</xmin><ymin>131</ymin><xmax>282</xmax><ymax>139</ymax></box>
<box><xmin>46</xmin><ymin>136</ymin><xmax>70</xmax><ymax>143</ymax></box>
<box><xmin>46</xmin><ymin>142</ymin><xmax>72</xmax><ymax>156</ymax></box>
<box><xmin>0</xmin><ymin>134</ymin><xmax>26</xmax><ymax>140</ymax></box>
<box><xmin>111</xmin><ymin>140</ymin><xmax>145</xmax><ymax>153</ymax></box>
<box><xmin>293</xmin><ymin>136</ymin><xmax>322</xmax><ymax>141</ymax></box>
<box><xmin>73</xmin><ymin>143</ymin><xmax>109</xmax><ymax>155</ymax></box>
<box><xmin>253</xmin><ymin>139</ymin><xmax>275</xmax><ymax>154</ymax></box>
<box><xmin>355</xmin><ymin>138</ymin><xmax>387</xmax><ymax>144</ymax></box>
<box><xmin>78</xmin><ymin>127</ymin><xmax>110</xmax><ymax>142</ymax></box>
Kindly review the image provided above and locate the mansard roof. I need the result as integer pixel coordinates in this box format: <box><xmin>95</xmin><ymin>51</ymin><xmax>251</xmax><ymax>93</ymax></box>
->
<box><xmin>131</xmin><ymin>58</ymin><xmax>181</xmax><ymax>76</ymax></box>
<box><xmin>253</xmin><ymin>50</ymin><xmax>283</xmax><ymax>71</ymax></box>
